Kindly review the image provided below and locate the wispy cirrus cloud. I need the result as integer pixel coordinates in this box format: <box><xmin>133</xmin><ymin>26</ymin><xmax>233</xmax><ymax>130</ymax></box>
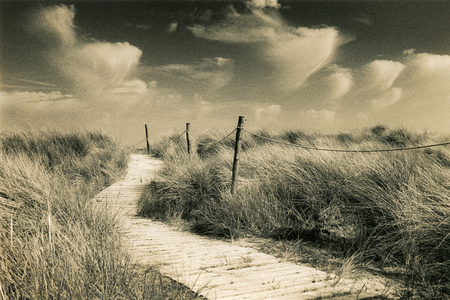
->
<box><xmin>139</xmin><ymin>57</ymin><xmax>234</xmax><ymax>94</ymax></box>
<box><xmin>167</xmin><ymin>22</ymin><xmax>178</xmax><ymax>33</ymax></box>
<box><xmin>12</xmin><ymin>78</ymin><xmax>57</xmax><ymax>88</ymax></box>
<box><xmin>0</xmin><ymin>91</ymin><xmax>74</xmax><ymax>103</ymax></box>
<box><xmin>110</xmin><ymin>79</ymin><xmax>149</xmax><ymax>94</ymax></box>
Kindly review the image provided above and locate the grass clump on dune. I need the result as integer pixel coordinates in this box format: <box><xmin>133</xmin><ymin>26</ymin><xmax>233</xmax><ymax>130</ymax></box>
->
<box><xmin>140</xmin><ymin>126</ymin><xmax>450</xmax><ymax>299</ymax></box>
<box><xmin>0</xmin><ymin>129</ymin><xmax>203</xmax><ymax>300</ymax></box>
<box><xmin>0</xmin><ymin>129</ymin><xmax>130</xmax><ymax>299</ymax></box>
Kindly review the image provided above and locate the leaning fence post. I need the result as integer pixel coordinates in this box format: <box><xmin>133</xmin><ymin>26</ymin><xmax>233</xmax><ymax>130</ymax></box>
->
<box><xmin>145</xmin><ymin>124</ymin><xmax>150</xmax><ymax>155</ymax></box>
<box><xmin>186</xmin><ymin>123</ymin><xmax>191</xmax><ymax>158</ymax></box>
<box><xmin>231</xmin><ymin>116</ymin><xmax>245</xmax><ymax>194</ymax></box>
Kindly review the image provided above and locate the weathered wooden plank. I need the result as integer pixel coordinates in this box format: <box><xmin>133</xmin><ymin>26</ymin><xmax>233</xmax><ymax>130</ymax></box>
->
<box><xmin>91</xmin><ymin>154</ymin><xmax>383</xmax><ymax>300</ymax></box>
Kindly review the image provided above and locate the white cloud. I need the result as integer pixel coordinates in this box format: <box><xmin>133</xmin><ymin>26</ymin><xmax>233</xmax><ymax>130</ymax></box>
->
<box><xmin>189</xmin><ymin>6</ymin><xmax>347</xmax><ymax>93</ymax></box>
<box><xmin>291</xmin><ymin>64</ymin><xmax>352</xmax><ymax>107</ymax></box>
<box><xmin>189</xmin><ymin>23</ymin><xmax>276</xmax><ymax>44</ymax></box>
<box><xmin>354</xmin><ymin>15</ymin><xmax>372</xmax><ymax>27</ymax></box>
<box><xmin>29</xmin><ymin>4</ymin><xmax>142</xmax><ymax>100</ymax></box>
<box><xmin>142</xmin><ymin>57</ymin><xmax>234</xmax><ymax>92</ymax></box>
<box><xmin>247</xmin><ymin>0</ymin><xmax>280</xmax><ymax>9</ymax></box>
<box><xmin>355</xmin><ymin>60</ymin><xmax>405</xmax><ymax>92</ymax></box>
<box><xmin>399</xmin><ymin>52</ymin><xmax>450</xmax><ymax>87</ymax></box>
<box><xmin>324</xmin><ymin>66</ymin><xmax>353</xmax><ymax>101</ymax></box>
<box><xmin>268</xmin><ymin>27</ymin><xmax>341</xmax><ymax>92</ymax></box>
<box><xmin>30</xmin><ymin>4</ymin><xmax>77</xmax><ymax>48</ymax></box>
<box><xmin>326</xmin><ymin>51</ymin><xmax>450</xmax><ymax>132</ymax></box>
<box><xmin>0</xmin><ymin>91</ymin><xmax>74</xmax><ymax>103</ymax></box>
<box><xmin>168</xmin><ymin>22</ymin><xmax>178</xmax><ymax>33</ymax></box>
<box><xmin>370</xmin><ymin>87</ymin><xmax>402</xmax><ymax>111</ymax></box>
<box><xmin>54</xmin><ymin>42</ymin><xmax>142</xmax><ymax>98</ymax></box>
<box><xmin>403</xmin><ymin>49</ymin><xmax>416</xmax><ymax>56</ymax></box>
<box><xmin>111</xmin><ymin>79</ymin><xmax>149</xmax><ymax>94</ymax></box>
<box><xmin>392</xmin><ymin>52</ymin><xmax>450</xmax><ymax>117</ymax></box>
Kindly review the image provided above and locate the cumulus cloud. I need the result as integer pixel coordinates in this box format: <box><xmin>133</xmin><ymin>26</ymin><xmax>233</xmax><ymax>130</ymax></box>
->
<box><xmin>391</xmin><ymin>52</ymin><xmax>450</xmax><ymax>125</ymax></box>
<box><xmin>269</xmin><ymin>27</ymin><xmax>342</xmax><ymax>92</ymax></box>
<box><xmin>52</xmin><ymin>42</ymin><xmax>142</xmax><ymax>98</ymax></box>
<box><xmin>30</xmin><ymin>4</ymin><xmax>77</xmax><ymax>48</ymax></box>
<box><xmin>355</xmin><ymin>60</ymin><xmax>405</xmax><ymax>92</ymax></box>
<box><xmin>324</xmin><ymin>51</ymin><xmax>450</xmax><ymax>132</ymax></box>
<box><xmin>370</xmin><ymin>87</ymin><xmax>402</xmax><ymax>111</ymax></box>
<box><xmin>189</xmin><ymin>3</ymin><xmax>347</xmax><ymax>93</ymax></box>
<box><xmin>291</xmin><ymin>65</ymin><xmax>352</xmax><ymax>109</ymax></box>
<box><xmin>323</xmin><ymin>59</ymin><xmax>405</xmax><ymax>120</ymax></box>
<box><xmin>398</xmin><ymin>52</ymin><xmax>450</xmax><ymax>88</ymax></box>
<box><xmin>29</xmin><ymin>4</ymin><xmax>142</xmax><ymax>99</ymax></box>
<box><xmin>323</xmin><ymin>66</ymin><xmax>353</xmax><ymax>102</ymax></box>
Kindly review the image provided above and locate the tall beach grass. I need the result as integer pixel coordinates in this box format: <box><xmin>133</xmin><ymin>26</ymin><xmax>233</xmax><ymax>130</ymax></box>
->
<box><xmin>0</xmin><ymin>129</ymin><xmax>133</xmax><ymax>299</ymax></box>
<box><xmin>0</xmin><ymin>129</ymin><xmax>205</xmax><ymax>300</ymax></box>
<box><xmin>140</xmin><ymin>126</ymin><xmax>450</xmax><ymax>299</ymax></box>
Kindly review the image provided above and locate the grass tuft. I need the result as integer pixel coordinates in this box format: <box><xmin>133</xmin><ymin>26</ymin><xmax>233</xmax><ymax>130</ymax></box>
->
<box><xmin>0</xmin><ymin>129</ymin><xmax>201</xmax><ymax>299</ymax></box>
<box><xmin>141</xmin><ymin>125</ymin><xmax>450</xmax><ymax>299</ymax></box>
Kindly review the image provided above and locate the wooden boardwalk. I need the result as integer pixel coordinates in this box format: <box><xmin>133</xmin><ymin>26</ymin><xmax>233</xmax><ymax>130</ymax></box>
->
<box><xmin>93</xmin><ymin>154</ymin><xmax>383</xmax><ymax>300</ymax></box>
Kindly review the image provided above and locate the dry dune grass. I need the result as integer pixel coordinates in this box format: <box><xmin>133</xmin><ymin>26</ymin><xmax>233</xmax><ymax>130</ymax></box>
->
<box><xmin>141</xmin><ymin>125</ymin><xmax>450</xmax><ymax>299</ymax></box>
<box><xmin>0</xmin><ymin>129</ymin><xmax>203</xmax><ymax>300</ymax></box>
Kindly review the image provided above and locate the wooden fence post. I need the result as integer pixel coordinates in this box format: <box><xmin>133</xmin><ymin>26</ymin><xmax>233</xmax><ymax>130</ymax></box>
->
<box><xmin>145</xmin><ymin>124</ymin><xmax>150</xmax><ymax>155</ymax></box>
<box><xmin>231</xmin><ymin>116</ymin><xmax>245</xmax><ymax>194</ymax></box>
<box><xmin>186</xmin><ymin>123</ymin><xmax>191</xmax><ymax>158</ymax></box>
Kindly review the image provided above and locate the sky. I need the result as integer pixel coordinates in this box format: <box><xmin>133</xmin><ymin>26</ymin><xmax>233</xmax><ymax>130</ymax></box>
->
<box><xmin>2</xmin><ymin>0</ymin><xmax>450</xmax><ymax>145</ymax></box>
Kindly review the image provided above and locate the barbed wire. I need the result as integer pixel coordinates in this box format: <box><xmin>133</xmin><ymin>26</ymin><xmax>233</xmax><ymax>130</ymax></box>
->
<box><xmin>243</xmin><ymin>128</ymin><xmax>450</xmax><ymax>153</ymax></box>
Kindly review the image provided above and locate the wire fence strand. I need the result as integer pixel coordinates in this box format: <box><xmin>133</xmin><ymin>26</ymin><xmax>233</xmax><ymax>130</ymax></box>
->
<box><xmin>243</xmin><ymin>129</ymin><xmax>450</xmax><ymax>153</ymax></box>
<box><xmin>196</xmin><ymin>128</ymin><xmax>237</xmax><ymax>149</ymax></box>
<box><xmin>162</xmin><ymin>128</ymin><xmax>237</xmax><ymax>190</ymax></box>
<box><xmin>126</xmin><ymin>138</ymin><xmax>147</xmax><ymax>150</ymax></box>
<box><xmin>176</xmin><ymin>130</ymin><xmax>187</xmax><ymax>139</ymax></box>
<box><xmin>146</xmin><ymin>123</ymin><xmax>450</xmax><ymax>192</ymax></box>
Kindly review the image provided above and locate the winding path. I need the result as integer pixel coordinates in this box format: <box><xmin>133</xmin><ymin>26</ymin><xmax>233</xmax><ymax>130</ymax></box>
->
<box><xmin>93</xmin><ymin>154</ymin><xmax>383</xmax><ymax>300</ymax></box>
